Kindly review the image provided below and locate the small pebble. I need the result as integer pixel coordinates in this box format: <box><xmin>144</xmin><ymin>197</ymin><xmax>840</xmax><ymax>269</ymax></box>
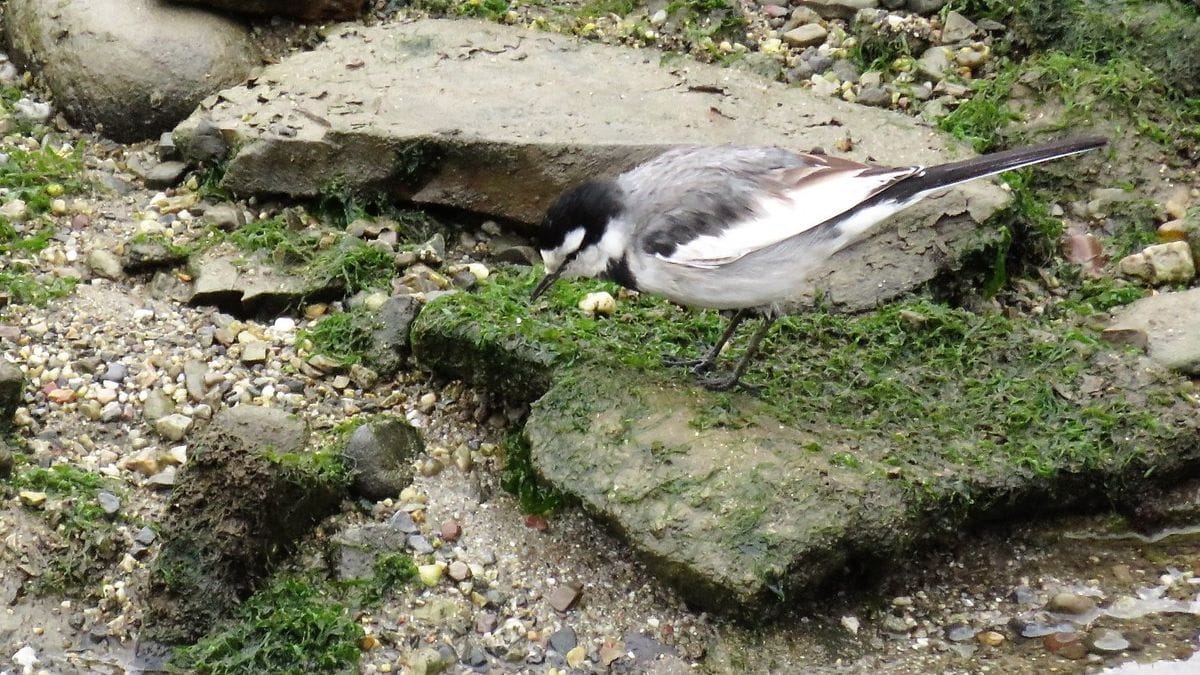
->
<box><xmin>1046</xmin><ymin>592</ymin><xmax>1097</xmax><ymax>615</ymax></box>
<box><xmin>418</xmin><ymin>562</ymin><xmax>445</xmax><ymax>587</ymax></box>
<box><xmin>440</xmin><ymin>520</ymin><xmax>462</xmax><ymax>542</ymax></box>
<box><xmin>976</xmin><ymin>631</ymin><xmax>1005</xmax><ymax>647</ymax></box>
<box><xmin>447</xmin><ymin>560</ymin><xmax>472</xmax><ymax>582</ymax></box>
<box><xmin>548</xmin><ymin>583</ymin><xmax>583</xmax><ymax>612</ymax></box>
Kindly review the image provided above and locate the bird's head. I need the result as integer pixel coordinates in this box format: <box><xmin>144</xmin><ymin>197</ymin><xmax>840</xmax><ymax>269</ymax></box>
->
<box><xmin>530</xmin><ymin>179</ymin><xmax>624</xmax><ymax>300</ymax></box>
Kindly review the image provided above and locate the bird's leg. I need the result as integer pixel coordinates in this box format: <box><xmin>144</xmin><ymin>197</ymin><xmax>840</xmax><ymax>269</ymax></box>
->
<box><xmin>663</xmin><ymin>309</ymin><xmax>748</xmax><ymax>374</ymax></box>
<box><xmin>700</xmin><ymin>315</ymin><xmax>777</xmax><ymax>391</ymax></box>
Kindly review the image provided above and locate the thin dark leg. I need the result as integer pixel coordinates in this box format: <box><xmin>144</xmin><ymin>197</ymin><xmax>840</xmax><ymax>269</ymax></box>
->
<box><xmin>663</xmin><ymin>309</ymin><xmax>748</xmax><ymax>374</ymax></box>
<box><xmin>701</xmin><ymin>315</ymin><xmax>777</xmax><ymax>391</ymax></box>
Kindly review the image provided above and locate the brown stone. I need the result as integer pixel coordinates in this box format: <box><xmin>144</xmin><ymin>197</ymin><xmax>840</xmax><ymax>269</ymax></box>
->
<box><xmin>524</xmin><ymin>514</ymin><xmax>550</xmax><ymax>532</ymax></box>
<box><xmin>548</xmin><ymin>583</ymin><xmax>583</xmax><ymax>613</ymax></box>
<box><xmin>1046</xmin><ymin>592</ymin><xmax>1097</xmax><ymax>615</ymax></box>
<box><xmin>1044</xmin><ymin>631</ymin><xmax>1080</xmax><ymax>653</ymax></box>
<box><xmin>440</xmin><ymin>520</ymin><xmax>462</xmax><ymax>542</ymax></box>
<box><xmin>976</xmin><ymin>630</ymin><xmax>1005</xmax><ymax>647</ymax></box>
<box><xmin>1058</xmin><ymin>641</ymin><xmax>1088</xmax><ymax>660</ymax></box>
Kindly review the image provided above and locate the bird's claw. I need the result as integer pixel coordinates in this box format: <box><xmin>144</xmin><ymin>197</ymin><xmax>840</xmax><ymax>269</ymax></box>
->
<box><xmin>697</xmin><ymin>371</ymin><xmax>758</xmax><ymax>392</ymax></box>
<box><xmin>662</xmin><ymin>353</ymin><xmax>715</xmax><ymax>375</ymax></box>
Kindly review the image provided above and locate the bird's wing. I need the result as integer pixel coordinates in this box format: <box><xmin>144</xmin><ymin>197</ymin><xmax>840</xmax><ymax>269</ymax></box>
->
<box><xmin>643</xmin><ymin>153</ymin><xmax>920</xmax><ymax>269</ymax></box>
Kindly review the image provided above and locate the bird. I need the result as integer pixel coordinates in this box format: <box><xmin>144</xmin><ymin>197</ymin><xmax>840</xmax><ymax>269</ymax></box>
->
<box><xmin>529</xmin><ymin>136</ymin><xmax>1108</xmax><ymax>390</ymax></box>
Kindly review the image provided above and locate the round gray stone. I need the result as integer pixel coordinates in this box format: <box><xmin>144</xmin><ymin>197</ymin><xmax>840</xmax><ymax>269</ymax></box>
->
<box><xmin>342</xmin><ymin>417</ymin><xmax>424</xmax><ymax>501</ymax></box>
<box><xmin>4</xmin><ymin>0</ymin><xmax>261</xmax><ymax>142</ymax></box>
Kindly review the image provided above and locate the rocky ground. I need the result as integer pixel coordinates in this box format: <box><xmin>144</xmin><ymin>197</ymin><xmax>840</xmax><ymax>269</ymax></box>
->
<box><xmin>2</xmin><ymin>1</ymin><xmax>1200</xmax><ymax>675</ymax></box>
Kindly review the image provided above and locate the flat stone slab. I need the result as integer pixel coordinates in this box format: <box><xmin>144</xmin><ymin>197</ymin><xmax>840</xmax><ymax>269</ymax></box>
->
<box><xmin>1105</xmin><ymin>287</ymin><xmax>1200</xmax><ymax>374</ymax></box>
<box><xmin>526</xmin><ymin>368</ymin><xmax>909</xmax><ymax>612</ymax></box>
<box><xmin>174</xmin><ymin>19</ymin><xmax>1008</xmax><ymax>312</ymax></box>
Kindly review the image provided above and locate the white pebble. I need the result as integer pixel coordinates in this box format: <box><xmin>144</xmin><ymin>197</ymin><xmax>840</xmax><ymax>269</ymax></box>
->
<box><xmin>578</xmin><ymin>291</ymin><xmax>616</xmax><ymax>318</ymax></box>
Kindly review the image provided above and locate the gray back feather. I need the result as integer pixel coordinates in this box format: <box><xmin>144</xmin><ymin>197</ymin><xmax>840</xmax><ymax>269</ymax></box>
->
<box><xmin>615</xmin><ymin>146</ymin><xmax>818</xmax><ymax>257</ymax></box>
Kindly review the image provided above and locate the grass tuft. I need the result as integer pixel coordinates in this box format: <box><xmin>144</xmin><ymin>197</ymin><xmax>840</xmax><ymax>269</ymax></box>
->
<box><xmin>298</xmin><ymin>307</ymin><xmax>378</xmax><ymax>366</ymax></box>
<box><xmin>171</xmin><ymin>578</ymin><xmax>364</xmax><ymax>675</ymax></box>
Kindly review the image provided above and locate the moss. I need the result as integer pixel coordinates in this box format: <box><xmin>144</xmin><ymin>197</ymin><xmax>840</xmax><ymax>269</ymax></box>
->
<box><xmin>355</xmin><ymin>553</ymin><xmax>419</xmax><ymax>605</ymax></box>
<box><xmin>195</xmin><ymin>160</ymin><xmax>233</xmax><ymax>202</ymax></box>
<box><xmin>298</xmin><ymin>306</ymin><xmax>378</xmax><ymax>366</ymax></box>
<box><xmin>310</xmin><ymin>242</ymin><xmax>394</xmax><ymax>294</ymax></box>
<box><xmin>170</xmin><ymin>578</ymin><xmax>364</xmax><ymax>675</ymax></box>
<box><xmin>939</xmin><ymin>2</ymin><xmax>1200</xmax><ymax>153</ymax></box>
<box><xmin>954</xmin><ymin>0</ymin><xmax>1200</xmax><ymax>97</ymax></box>
<box><xmin>936</xmin><ymin>64</ymin><xmax>1020</xmax><ymax>153</ymax></box>
<box><xmin>669</xmin><ymin>0</ymin><xmax>747</xmax><ymax>44</ymax></box>
<box><xmin>499</xmin><ymin>430</ymin><xmax>565</xmax><ymax>515</ymax></box>
<box><xmin>579</xmin><ymin>0</ymin><xmax>638</xmax><ymax>18</ymax></box>
<box><xmin>0</xmin><ymin>269</ymin><xmax>77</xmax><ymax>309</ymax></box>
<box><xmin>263</xmin><ymin>445</ymin><xmax>351</xmax><ymax>492</ymax></box>
<box><xmin>455</xmin><ymin>0</ymin><xmax>511</xmax><ymax>19</ymax></box>
<box><xmin>9</xmin><ymin>465</ymin><xmax>128</xmax><ymax>594</ymax></box>
<box><xmin>0</xmin><ymin>142</ymin><xmax>86</xmax><ymax>216</ymax></box>
<box><xmin>0</xmin><ymin>137</ymin><xmax>87</xmax><ymax>310</ymax></box>
<box><xmin>1103</xmin><ymin>196</ymin><xmax>1161</xmax><ymax>257</ymax></box>
<box><xmin>1054</xmin><ymin>277</ymin><xmax>1145</xmax><ymax>316</ymax></box>
<box><xmin>215</xmin><ymin>214</ymin><xmax>396</xmax><ymax>297</ymax></box>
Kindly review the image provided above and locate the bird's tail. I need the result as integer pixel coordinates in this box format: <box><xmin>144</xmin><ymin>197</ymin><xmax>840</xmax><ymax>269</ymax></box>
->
<box><xmin>879</xmin><ymin>135</ymin><xmax>1108</xmax><ymax>206</ymax></box>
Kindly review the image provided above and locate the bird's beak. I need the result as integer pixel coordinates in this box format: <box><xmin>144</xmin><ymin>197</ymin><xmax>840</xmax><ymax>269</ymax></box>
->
<box><xmin>530</xmin><ymin>268</ymin><xmax>563</xmax><ymax>301</ymax></box>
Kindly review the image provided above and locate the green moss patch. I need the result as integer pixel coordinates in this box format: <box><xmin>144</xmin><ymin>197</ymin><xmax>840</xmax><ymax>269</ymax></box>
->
<box><xmin>0</xmin><ymin>133</ymin><xmax>87</xmax><ymax>309</ymax></box>
<box><xmin>171</xmin><ymin>578</ymin><xmax>364</xmax><ymax>675</ymax></box>
<box><xmin>8</xmin><ymin>464</ymin><xmax>130</xmax><ymax>594</ymax></box>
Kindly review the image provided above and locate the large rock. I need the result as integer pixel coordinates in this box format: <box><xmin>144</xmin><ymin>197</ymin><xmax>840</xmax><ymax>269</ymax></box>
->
<box><xmin>4</xmin><ymin>0</ymin><xmax>261</xmax><ymax>142</ymax></box>
<box><xmin>412</xmin><ymin>275</ymin><xmax>1200</xmax><ymax>616</ymax></box>
<box><xmin>140</xmin><ymin>406</ymin><xmax>346</xmax><ymax>648</ymax></box>
<box><xmin>526</xmin><ymin>368</ymin><xmax>908</xmax><ymax>613</ymax></box>
<box><xmin>174</xmin><ymin>19</ymin><xmax>1009</xmax><ymax>313</ymax></box>
<box><xmin>171</xmin><ymin>0</ymin><xmax>364</xmax><ymax>20</ymax></box>
<box><xmin>187</xmin><ymin>250</ymin><xmax>340</xmax><ymax>314</ymax></box>
<box><xmin>1105</xmin><ymin>287</ymin><xmax>1200</xmax><ymax>374</ymax></box>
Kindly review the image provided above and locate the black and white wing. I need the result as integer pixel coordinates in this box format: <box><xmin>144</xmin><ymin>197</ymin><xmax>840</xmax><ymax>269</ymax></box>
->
<box><xmin>618</xmin><ymin>146</ymin><xmax>919</xmax><ymax>270</ymax></box>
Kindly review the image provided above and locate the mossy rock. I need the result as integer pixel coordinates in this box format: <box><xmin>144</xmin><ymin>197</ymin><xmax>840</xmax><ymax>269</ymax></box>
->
<box><xmin>142</xmin><ymin>406</ymin><xmax>348</xmax><ymax>646</ymax></box>
<box><xmin>412</xmin><ymin>267</ymin><xmax>1200</xmax><ymax>616</ymax></box>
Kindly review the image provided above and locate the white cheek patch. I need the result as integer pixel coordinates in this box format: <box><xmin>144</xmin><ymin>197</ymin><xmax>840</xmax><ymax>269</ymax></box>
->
<box><xmin>543</xmin><ymin>228</ymin><xmax>586</xmax><ymax>273</ymax></box>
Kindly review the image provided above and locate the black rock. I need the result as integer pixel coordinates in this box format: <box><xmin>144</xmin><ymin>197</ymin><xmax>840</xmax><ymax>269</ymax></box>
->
<box><xmin>624</xmin><ymin>632</ymin><xmax>677</xmax><ymax>663</ymax></box>
<box><xmin>549</xmin><ymin>626</ymin><xmax>578</xmax><ymax>654</ymax></box>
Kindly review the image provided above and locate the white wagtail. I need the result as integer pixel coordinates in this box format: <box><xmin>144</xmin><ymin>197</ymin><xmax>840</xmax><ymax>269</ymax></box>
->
<box><xmin>530</xmin><ymin>136</ymin><xmax>1107</xmax><ymax>389</ymax></box>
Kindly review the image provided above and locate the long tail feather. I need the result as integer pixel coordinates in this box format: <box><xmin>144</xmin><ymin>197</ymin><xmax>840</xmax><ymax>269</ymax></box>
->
<box><xmin>881</xmin><ymin>135</ymin><xmax>1109</xmax><ymax>205</ymax></box>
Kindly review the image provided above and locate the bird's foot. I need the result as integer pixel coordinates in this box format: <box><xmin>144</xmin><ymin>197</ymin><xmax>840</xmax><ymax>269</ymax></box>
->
<box><xmin>697</xmin><ymin>371</ymin><xmax>758</xmax><ymax>392</ymax></box>
<box><xmin>662</xmin><ymin>351</ymin><xmax>716</xmax><ymax>375</ymax></box>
